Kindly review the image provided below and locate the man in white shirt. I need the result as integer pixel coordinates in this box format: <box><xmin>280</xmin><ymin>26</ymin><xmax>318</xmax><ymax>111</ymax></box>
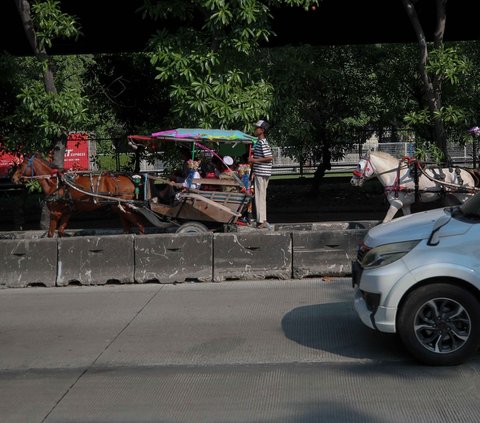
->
<box><xmin>248</xmin><ymin>120</ymin><xmax>273</xmax><ymax>229</ymax></box>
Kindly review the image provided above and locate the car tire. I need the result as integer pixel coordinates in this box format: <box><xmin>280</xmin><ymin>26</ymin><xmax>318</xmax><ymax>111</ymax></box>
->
<box><xmin>175</xmin><ymin>222</ymin><xmax>209</xmax><ymax>234</ymax></box>
<box><xmin>397</xmin><ymin>282</ymin><xmax>480</xmax><ymax>366</ymax></box>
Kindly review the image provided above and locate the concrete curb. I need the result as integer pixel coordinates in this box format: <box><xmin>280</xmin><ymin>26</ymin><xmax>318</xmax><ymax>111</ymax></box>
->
<box><xmin>0</xmin><ymin>221</ymin><xmax>377</xmax><ymax>287</ymax></box>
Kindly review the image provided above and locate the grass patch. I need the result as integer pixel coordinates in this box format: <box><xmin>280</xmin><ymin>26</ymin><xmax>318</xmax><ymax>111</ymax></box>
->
<box><xmin>270</xmin><ymin>171</ymin><xmax>353</xmax><ymax>181</ymax></box>
<box><xmin>95</xmin><ymin>154</ymin><xmax>132</xmax><ymax>171</ymax></box>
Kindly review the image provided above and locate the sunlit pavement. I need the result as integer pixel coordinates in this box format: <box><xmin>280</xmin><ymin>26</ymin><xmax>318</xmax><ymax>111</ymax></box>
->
<box><xmin>1</xmin><ymin>279</ymin><xmax>479</xmax><ymax>423</ymax></box>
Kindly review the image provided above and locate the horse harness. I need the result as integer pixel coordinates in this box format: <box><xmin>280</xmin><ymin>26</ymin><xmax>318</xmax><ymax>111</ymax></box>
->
<box><xmin>396</xmin><ymin>159</ymin><xmax>478</xmax><ymax>198</ymax></box>
<box><xmin>354</xmin><ymin>156</ymin><xmax>413</xmax><ymax>198</ymax></box>
<box><xmin>357</xmin><ymin>155</ymin><xmax>477</xmax><ymax>199</ymax></box>
<box><xmin>20</xmin><ymin>155</ymin><xmax>143</xmax><ymax>206</ymax></box>
<box><xmin>61</xmin><ymin>173</ymin><xmax>146</xmax><ymax>205</ymax></box>
<box><xmin>383</xmin><ymin>157</ymin><xmax>419</xmax><ymax>199</ymax></box>
<box><xmin>18</xmin><ymin>155</ymin><xmax>65</xmax><ymax>202</ymax></box>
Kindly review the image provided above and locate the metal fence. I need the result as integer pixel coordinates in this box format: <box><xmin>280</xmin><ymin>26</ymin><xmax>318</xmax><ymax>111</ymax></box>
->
<box><xmin>94</xmin><ymin>140</ymin><xmax>478</xmax><ymax>176</ymax></box>
<box><xmin>270</xmin><ymin>142</ymin><xmax>478</xmax><ymax>175</ymax></box>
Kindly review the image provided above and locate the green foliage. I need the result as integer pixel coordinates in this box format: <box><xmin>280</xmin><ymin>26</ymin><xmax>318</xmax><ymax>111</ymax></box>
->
<box><xmin>426</xmin><ymin>46</ymin><xmax>470</xmax><ymax>85</ymax></box>
<box><xmin>404</xmin><ymin>109</ymin><xmax>431</xmax><ymax>126</ymax></box>
<box><xmin>32</xmin><ymin>0</ymin><xmax>81</xmax><ymax>50</ymax></box>
<box><xmin>266</xmin><ymin>45</ymin><xmax>385</xmax><ymax>164</ymax></box>
<box><xmin>145</xmin><ymin>0</ymin><xmax>317</xmax><ymax>131</ymax></box>
<box><xmin>414</xmin><ymin>141</ymin><xmax>444</xmax><ymax>163</ymax></box>
<box><xmin>6</xmin><ymin>0</ymin><xmax>480</xmax><ymax>175</ymax></box>
<box><xmin>94</xmin><ymin>153</ymin><xmax>131</xmax><ymax>171</ymax></box>
<box><xmin>150</xmin><ymin>36</ymin><xmax>274</xmax><ymax>130</ymax></box>
<box><xmin>24</xmin><ymin>178</ymin><xmax>42</xmax><ymax>193</ymax></box>
<box><xmin>3</xmin><ymin>1</ymin><xmax>90</xmax><ymax>156</ymax></box>
<box><xmin>406</xmin><ymin>43</ymin><xmax>477</xmax><ymax>154</ymax></box>
<box><xmin>4</xmin><ymin>55</ymin><xmax>93</xmax><ymax>153</ymax></box>
<box><xmin>17</xmin><ymin>78</ymin><xmax>88</xmax><ymax>134</ymax></box>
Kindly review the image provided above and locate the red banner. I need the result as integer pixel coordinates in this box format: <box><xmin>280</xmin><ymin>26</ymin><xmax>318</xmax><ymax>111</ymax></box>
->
<box><xmin>0</xmin><ymin>133</ymin><xmax>90</xmax><ymax>176</ymax></box>
<box><xmin>64</xmin><ymin>133</ymin><xmax>90</xmax><ymax>170</ymax></box>
<box><xmin>0</xmin><ymin>151</ymin><xmax>22</xmax><ymax>177</ymax></box>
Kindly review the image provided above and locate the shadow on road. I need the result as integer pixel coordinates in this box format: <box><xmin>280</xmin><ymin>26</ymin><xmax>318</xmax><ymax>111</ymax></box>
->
<box><xmin>281</xmin><ymin>301</ymin><xmax>407</xmax><ymax>361</ymax></box>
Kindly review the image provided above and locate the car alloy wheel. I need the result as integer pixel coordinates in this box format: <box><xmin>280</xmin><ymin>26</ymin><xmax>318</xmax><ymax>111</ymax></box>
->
<box><xmin>414</xmin><ymin>297</ymin><xmax>470</xmax><ymax>354</ymax></box>
<box><xmin>398</xmin><ymin>282</ymin><xmax>480</xmax><ymax>366</ymax></box>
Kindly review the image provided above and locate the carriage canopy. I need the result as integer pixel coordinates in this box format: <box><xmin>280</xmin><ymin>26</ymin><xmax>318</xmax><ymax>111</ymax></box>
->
<box><xmin>151</xmin><ymin>128</ymin><xmax>256</xmax><ymax>144</ymax></box>
<box><xmin>128</xmin><ymin>128</ymin><xmax>256</xmax><ymax>161</ymax></box>
<box><xmin>128</xmin><ymin>128</ymin><xmax>256</xmax><ymax>147</ymax></box>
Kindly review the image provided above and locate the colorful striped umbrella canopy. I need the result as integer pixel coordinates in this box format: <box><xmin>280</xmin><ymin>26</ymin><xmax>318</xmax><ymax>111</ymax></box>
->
<box><xmin>151</xmin><ymin>128</ymin><xmax>256</xmax><ymax>144</ymax></box>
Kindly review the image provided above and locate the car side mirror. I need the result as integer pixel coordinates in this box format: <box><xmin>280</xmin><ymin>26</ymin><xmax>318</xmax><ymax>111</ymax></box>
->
<box><xmin>427</xmin><ymin>214</ymin><xmax>451</xmax><ymax>246</ymax></box>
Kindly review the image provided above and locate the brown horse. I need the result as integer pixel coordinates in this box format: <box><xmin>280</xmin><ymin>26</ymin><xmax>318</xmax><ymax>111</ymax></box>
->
<box><xmin>11</xmin><ymin>153</ymin><xmax>146</xmax><ymax>237</ymax></box>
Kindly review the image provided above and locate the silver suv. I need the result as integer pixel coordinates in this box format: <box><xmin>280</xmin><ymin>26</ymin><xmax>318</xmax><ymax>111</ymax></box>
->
<box><xmin>353</xmin><ymin>194</ymin><xmax>480</xmax><ymax>365</ymax></box>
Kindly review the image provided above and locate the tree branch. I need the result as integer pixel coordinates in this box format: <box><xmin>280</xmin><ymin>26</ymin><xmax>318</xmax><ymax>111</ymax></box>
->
<box><xmin>14</xmin><ymin>0</ymin><xmax>57</xmax><ymax>94</ymax></box>
<box><xmin>402</xmin><ymin>0</ymin><xmax>431</xmax><ymax>101</ymax></box>
<box><xmin>434</xmin><ymin>0</ymin><xmax>447</xmax><ymax>49</ymax></box>
<box><xmin>402</xmin><ymin>0</ymin><xmax>447</xmax><ymax>159</ymax></box>
<box><xmin>14</xmin><ymin>0</ymin><xmax>39</xmax><ymax>55</ymax></box>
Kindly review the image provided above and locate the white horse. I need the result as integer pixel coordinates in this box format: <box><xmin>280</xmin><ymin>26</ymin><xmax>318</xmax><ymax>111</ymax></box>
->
<box><xmin>350</xmin><ymin>150</ymin><xmax>479</xmax><ymax>223</ymax></box>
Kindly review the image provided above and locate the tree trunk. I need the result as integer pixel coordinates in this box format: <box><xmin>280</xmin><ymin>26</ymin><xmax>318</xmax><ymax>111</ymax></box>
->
<box><xmin>52</xmin><ymin>133</ymin><xmax>67</xmax><ymax>168</ymax></box>
<box><xmin>15</xmin><ymin>0</ymin><xmax>61</xmax><ymax>229</ymax></box>
<box><xmin>402</xmin><ymin>0</ymin><xmax>448</xmax><ymax>161</ymax></box>
<box><xmin>310</xmin><ymin>145</ymin><xmax>332</xmax><ymax>194</ymax></box>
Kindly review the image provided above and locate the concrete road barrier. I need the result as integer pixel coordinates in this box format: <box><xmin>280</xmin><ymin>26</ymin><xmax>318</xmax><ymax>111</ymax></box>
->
<box><xmin>292</xmin><ymin>229</ymin><xmax>367</xmax><ymax>278</ymax></box>
<box><xmin>0</xmin><ymin>221</ymin><xmax>374</xmax><ymax>287</ymax></box>
<box><xmin>0</xmin><ymin>238</ymin><xmax>57</xmax><ymax>287</ymax></box>
<box><xmin>57</xmin><ymin>235</ymin><xmax>135</xmax><ymax>286</ymax></box>
<box><xmin>274</xmin><ymin>221</ymin><xmax>377</xmax><ymax>232</ymax></box>
<box><xmin>213</xmin><ymin>232</ymin><xmax>292</xmax><ymax>281</ymax></box>
<box><xmin>135</xmin><ymin>233</ymin><xmax>213</xmax><ymax>283</ymax></box>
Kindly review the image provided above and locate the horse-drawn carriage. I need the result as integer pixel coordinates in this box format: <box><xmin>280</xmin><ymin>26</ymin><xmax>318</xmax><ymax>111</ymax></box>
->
<box><xmin>126</xmin><ymin>128</ymin><xmax>256</xmax><ymax>233</ymax></box>
<box><xmin>11</xmin><ymin>129</ymin><xmax>256</xmax><ymax>236</ymax></box>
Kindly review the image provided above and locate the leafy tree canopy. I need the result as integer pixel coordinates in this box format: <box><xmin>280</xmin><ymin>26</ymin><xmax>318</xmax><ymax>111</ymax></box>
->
<box><xmin>143</xmin><ymin>0</ymin><xmax>318</xmax><ymax>131</ymax></box>
<box><xmin>3</xmin><ymin>0</ymin><xmax>87</xmax><ymax>155</ymax></box>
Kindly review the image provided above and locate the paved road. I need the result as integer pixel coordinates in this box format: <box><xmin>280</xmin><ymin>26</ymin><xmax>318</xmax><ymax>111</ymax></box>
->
<box><xmin>1</xmin><ymin>279</ymin><xmax>480</xmax><ymax>422</ymax></box>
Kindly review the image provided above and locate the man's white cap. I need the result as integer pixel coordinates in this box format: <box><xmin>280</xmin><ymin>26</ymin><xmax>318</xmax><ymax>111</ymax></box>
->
<box><xmin>254</xmin><ymin>120</ymin><xmax>269</xmax><ymax>130</ymax></box>
<box><xmin>223</xmin><ymin>155</ymin><xmax>234</xmax><ymax>166</ymax></box>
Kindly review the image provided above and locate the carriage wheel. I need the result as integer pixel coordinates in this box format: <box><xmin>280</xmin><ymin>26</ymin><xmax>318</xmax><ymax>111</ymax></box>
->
<box><xmin>175</xmin><ymin>222</ymin><xmax>209</xmax><ymax>234</ymax></box>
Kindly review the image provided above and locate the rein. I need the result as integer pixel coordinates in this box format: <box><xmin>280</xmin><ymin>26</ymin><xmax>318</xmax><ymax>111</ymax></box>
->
<box><xmin>19</xmin><ymin>155</ymin><xmax>60</xmax><ymax>180</ymax></box>
<box><xmin>359</xmin><ymin>154</ymin><xmax>480</xmax><ymax>195</ymax></box>
<box><xmin>354</xmin><ymin>155</ymin><xmax>417</xmax><ymax>197</ymax></box>
<box><xmin>61</xmin><ymin>174</ymin><xmax>145</xmax><ymax>204</ymax></box>
<box><xmin>353</xmin><ymin>157</ymin><xmax>409</xmax><ymax>179</ymax></box>
<box><xmin>18</xmin><ymin>155</ymin><xmax>142</xmax><ymax>203</ymax></box>
<box><xmin>387</xmin><ymin>158</ymin><xmax>419</xmax><ymax>198</ymax></box>
<box><xmin>417</xmin><ymin>166</ymin><xmax>480</xmax><ymax>193</ymax></box>
<box><xmin>20</xmin><ymin>175</ymin><xmax>55</xmax><ymax>180</ymax></box>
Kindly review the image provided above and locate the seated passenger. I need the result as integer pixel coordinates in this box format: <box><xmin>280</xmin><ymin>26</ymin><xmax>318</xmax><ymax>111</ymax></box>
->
<box><xmin>182</xmin><ymin>159</ymin><xmax>202</xmax><ymax>190</ymax></box>
<box><xmin>154</xmin><ymin>182</ymin><xmax>175</xmax><ymax>204</ymax></box>
<box><xmin>219</xmin><ymin>167</ymin><xmax>239</xmax><ymax>192</ymax></box>
<box><xmin>202</xmin><ymin>162</ymin><xmax>220</xmax><ymax>191</ymax></box>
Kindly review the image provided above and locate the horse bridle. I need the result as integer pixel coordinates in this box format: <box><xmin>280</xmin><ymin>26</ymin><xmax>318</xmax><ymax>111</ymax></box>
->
<box><xmin>18</xmin><ymin>155</ymin><xmax>59</xmax><ymax>180</ymax></box>
<box><xmin>19</xmin><ymin>155</ymin><xmax>36</xmax><ymax>179</ymax></box>
<box><xmin>352</xmin><ymin>157</ymin><xmax>374</xmax><ymax>180</ymax></box>
<box><xmin>353</xmin><ymin>156</ymin><xmax>409</xmax><ymax>181</ymax></box>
